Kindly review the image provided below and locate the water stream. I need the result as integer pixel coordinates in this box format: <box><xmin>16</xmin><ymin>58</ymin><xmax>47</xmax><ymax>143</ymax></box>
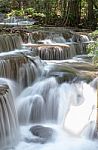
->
<box><xmin>0</xmin><ymin>30</ymin><xmax>98</xmax><ymax>150</ymax></box>
<box><xmin>26</xmin><ymin>30</ymin><xmax>93</xmax><ymax>60</ymax></box>
<box><xmin>6</xmin><ymin>77</ymin><xmax>98</xmax><ymax>150</ymax></box>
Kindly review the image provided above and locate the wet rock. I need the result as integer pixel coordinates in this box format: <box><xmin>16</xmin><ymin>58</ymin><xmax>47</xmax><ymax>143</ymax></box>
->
<box><xmin>0</xmin><ymin>84</ymin><xmax>9</xmax><ymax>95</ymax></box>
<box><xmin>0</xmin><ymin>34</ymin><xmax>22</xmax><ymax>52</ymax></box>
<box><xmin>0</xmin><ymin>53</ymin><xmax>42</xmax><ymax>87</ymax></box>
<box><xmin>29</xmin><ymin>125</ymin><xmax>54</xmax><ymax>144</ymax></box>
<box><xmin>30</xmin><ymin>125</ymin><xmax>53</xmax><ymax>138</ymax></box>
<box><xmin>44</xmin><ymin>61</ymin><xmax>98</xmax><ymax>83</ymax></box>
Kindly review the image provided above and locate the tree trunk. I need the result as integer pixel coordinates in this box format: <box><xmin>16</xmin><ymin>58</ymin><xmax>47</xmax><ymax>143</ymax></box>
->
<box><xmin>44</xmin><ymin>0</ymin><xmax>51</xmax><ymax>25</ymax></box>
<box><xmin>87</xmin><ymin>0</ymin><xmax>97</xmax><ymax>30</ymax></box>
<box><xmin>64</xmin><ymin>0</ymin><xmax>81</xmax><ymax>26</ymax></box>
<box><xmin>87</xmin><ymin>0</ymin><xmax>94</xmax><ymax>21</ymax></box>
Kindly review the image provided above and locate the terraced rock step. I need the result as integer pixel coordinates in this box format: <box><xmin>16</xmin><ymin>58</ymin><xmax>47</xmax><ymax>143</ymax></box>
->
<box><xmin>44</xmin><ymin>60</ymin><xmax>98</xmax><ymax>82</ymax></box>
<box><xmin>0</xmin><ymin>51</ymin><xmax>43</xmax><ymax>88</ymax></box>
<box><xmin>0</xmin><ymin>34</ymin><xmax>22</xmax><ymax>52</ymax></box>
<box><xmin>22</xmin><ymin>43</ymin><xmax>77</xmax><ymax>60</ymax></box>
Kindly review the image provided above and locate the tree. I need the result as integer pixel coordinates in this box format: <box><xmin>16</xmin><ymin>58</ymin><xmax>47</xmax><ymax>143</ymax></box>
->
<box><xmin>0</xmin><ymin>0</ymin><xmax>97</xmax><ymax>28</ymax></box>
<box><xmin>63</xmin><ymin>0</ymin><xmax>81</xmax><ymax>26</ymax></box>
<box><xmin>87</xmin><ymin>0</ymin><xmax>97</xmax><ymax>29</ymax></box>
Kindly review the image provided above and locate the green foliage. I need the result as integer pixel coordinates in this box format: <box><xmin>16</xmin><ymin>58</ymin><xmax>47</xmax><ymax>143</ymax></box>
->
<box><xmin>89</xmin><ymin>30</ymin><xmax>98</xmax><ymax>40</ymax></box>
<box><xmin>68</xmin><ymin>13</ymin><xmax>76</xmax><ymax>22</ymax></box>
<box><xmin>0</xmin><ymin>0</ymin><xmax>11</xmax><ymax>13</ymax></box>
<box><xmin>33</xmin><ymin>12</ymin><xmax>45</xmax><ymax>18</ymax></box>
<box><xmin>7</xmin><ymin>8</ymin><xmax>45</xmax><ymax>19</ymax></box>
<box><xmin>86</xmin><ymin>30</ymin><xmax>98</xmax><ymax>65</ymax></box>
<box><xmin>7</xmin><ymin>9</ymin><xmax>24</xmax><ymax>17</ymax></box>
<box><xmin>24</xmin><ymin>8</ymin><xmax>35</xmax><ymax>16</ymax></box>
<box><xmin>87</xmin><ymin>30</ymin><xmax>98</xmax><ymax>54</ymax></box>
<box><xmin>0</xmin><ymin>0</ymin><xmax>97</xmax><ymax>27</ymax></box>
<box><xmin>87</xmin><ymin>42</ymin><xmax>98</xmax><ymax>54</ymax></box>
<box><xmin>92</xmin><ymin>53</ymin><xmax>98</xmax><ymax>66</ymax></box>
<box><xmin>87</xmin><ymin>41</ymin><xmax>98</xmax><ymax>65</ymax></box>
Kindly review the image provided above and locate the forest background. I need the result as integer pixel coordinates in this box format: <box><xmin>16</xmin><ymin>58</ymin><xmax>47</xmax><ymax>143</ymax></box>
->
<box><xmin>0</xmin><ymin>0</ymin><xmax>98</xmax><ymax>30</ymax></box>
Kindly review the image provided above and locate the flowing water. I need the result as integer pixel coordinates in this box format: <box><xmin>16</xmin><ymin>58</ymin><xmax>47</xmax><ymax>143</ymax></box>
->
<box><xmin>0</xmin><ymin>30</ymin><xmax>98</xmax><ymax>150</ymax></box>
<box><xmin>0</xmin><ymin>77</ymin><xmax>97</xmax><ymax>150</ymax></box>
<box><xmin>0</xmin><ymin>78</ymin><xmax>19</xmax><ymax>150</ymax></box>
<box><xmin>0</xmin><ymin>50</ymin><xmax>42</xmax><ymax>89</ymax></box>
<box><xmin>26</xmin><ymin>31</ymin><xmax>92</xmax><ymax>60</ymax></box>
<box><xmin>0</xmin><ymin>34</ymin><xmax>22</xmax><ymax>52</ymax></box>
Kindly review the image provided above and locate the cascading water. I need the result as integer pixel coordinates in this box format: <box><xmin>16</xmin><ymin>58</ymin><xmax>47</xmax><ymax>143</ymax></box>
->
<box><xmin>64</xmin><ymin>82</ymin><xmax>97</xmax><ymax>136</ymax></box>
<box><xmin>0</xmin><ymin>51</ymin><xmax>43</xmax><ymax>89</ymax></box>
<box><xmin>26</xmin><ymin>30</ymin><xmax>91</xmax><ymax>60</ymax></box>
<box><xmin>0</xmin><ymin>34</ymin><xmax>22</xmax><ymax>52</ymax></box>
<box><xmin>72</xmin><ymin>33</ymin><xmax>93</xmax><ymax>54</ymax></box>
<box><xmin>16</xmin><ymin>77</ymin><xmax>95</xmax><ymax>126</ymax></box>
<box><xmin>37</xmin><ymin>46</ymin><xmax>73</xmax><ymax>60</ymax></box>
<box><xmin>16</xmin><ymin>77</ymin><xmax>59</xmax><ymax>124</ymax></box>
<box><xmin>0</xmin><ymin>78</ymin><xmax>19</xmax><ymax>149</ymax></box>
<box><xmin>32</xmin><ymin>32</ymin><xmax>77</xmax><ymax>60</ymax></box>
<box><xmin>0</xmin><ymin>29</ymin><xmax>98</xmax><ymax>150</ymax></box>
<box><xmin>7</xmin><ymin>77</ymin><xmax>98</xmax><ymax>150</ymax></box>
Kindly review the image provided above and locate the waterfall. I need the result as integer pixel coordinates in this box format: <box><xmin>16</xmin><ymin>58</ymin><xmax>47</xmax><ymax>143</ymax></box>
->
<box><xmin>16</xmin><ymin>77</ymin><xmax>91</xmax><ymax>127</ymax></box>
<box><xmin>3</xmin><ymin>76</ymin><xmax>96</xmax><ymax>150</ymax></box>
<box><xmin>72</xmin><ymin>34</ymin><xmax>92</xmax><ymax>54</ymax></box>
<box><xmin>64</xmin><ymin>82</ymin><xmax>96</xmax><ymax>137</ymax></box>
<box><xmin>0</xmin><ymin>79</ymin><xmax>19</xmax><ymax>149</ymax></box>
<box><xmin>0</xmin><ymin>29</ymin><xmax>98</xmax><ymax>150</ymax></box>
<box><xmin>17</xmin><ymin>77</ymin><xmax>59</xmax><ymax>124</ymax></box>
<box><xmin>26</xmin><ymin>31</ymin><xmax>92</xmax><ymax>60</ymax></box>
<box><xmin>0</xmin><ymin>52</ymin><xmax>43</xmax><ymax>88</ymax></box>
<box><xmin>37</xmin><ymin>46</ymin><xmax>73</xmax><ymax>60</ymax></box>
<box><xmin>37</xmin><ymin>33</ymin><xmax>77</xmax><ymax>60</ymax></box>
<box><xmin>0</xmin><ymin>34</ymin><xmax>22</xmax><ymax>52</ymax></box>
<box><xmin>27</xmin><ymin>33</ymin><xmax>35</xmax><ymax>43</ymax></box>
<box><xmin>16</xmin><ymin>77</ymin><xmax>97</xmax><ymax>138</ymax></box>
<box><xmin>26</xmin><ymin>32</ymin><xmax>90</xmax><ymax>60</ymax></box>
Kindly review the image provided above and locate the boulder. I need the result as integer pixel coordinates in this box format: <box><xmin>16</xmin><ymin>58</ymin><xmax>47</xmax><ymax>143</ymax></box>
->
<box><xmin>28</xmin><ymin>125</ymin><xmax>54</xmax><ymax>144</ymax></box>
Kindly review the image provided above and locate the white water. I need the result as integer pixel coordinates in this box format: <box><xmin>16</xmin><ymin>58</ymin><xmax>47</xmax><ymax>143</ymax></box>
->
<box><xmin>9</xmin><ymin>124</ymin><xmax>98</xmax><ymax>150</ymax></box>
<box><xmin>0</xmin><ymin>30</ymin><xmax>97</xmax><ymax>150</ymax></box>
<box><xmin>4</xmin><ymin>77</ymin><xmax>97</xmax><ymax>150</ymax></box>
<box><xmin>0</xmin><ymin>78</ymin><xmax>20</xmax><ymax>150</ymax></box>
<box><xmin>64</xmin><ymin>82</ymin><xmax>96</xmax><ymax>136</ymax></box>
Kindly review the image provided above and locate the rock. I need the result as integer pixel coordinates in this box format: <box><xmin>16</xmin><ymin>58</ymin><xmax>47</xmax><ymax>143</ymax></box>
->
<box><xmin>30</xmin><ymin>125</ymin><xmax>53</xmax><ymax>138</ymax></box>
<box><xmin>29</xmin><ymin>125</ymin><xmax>54</xmax><ymax>144</ymax></box>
